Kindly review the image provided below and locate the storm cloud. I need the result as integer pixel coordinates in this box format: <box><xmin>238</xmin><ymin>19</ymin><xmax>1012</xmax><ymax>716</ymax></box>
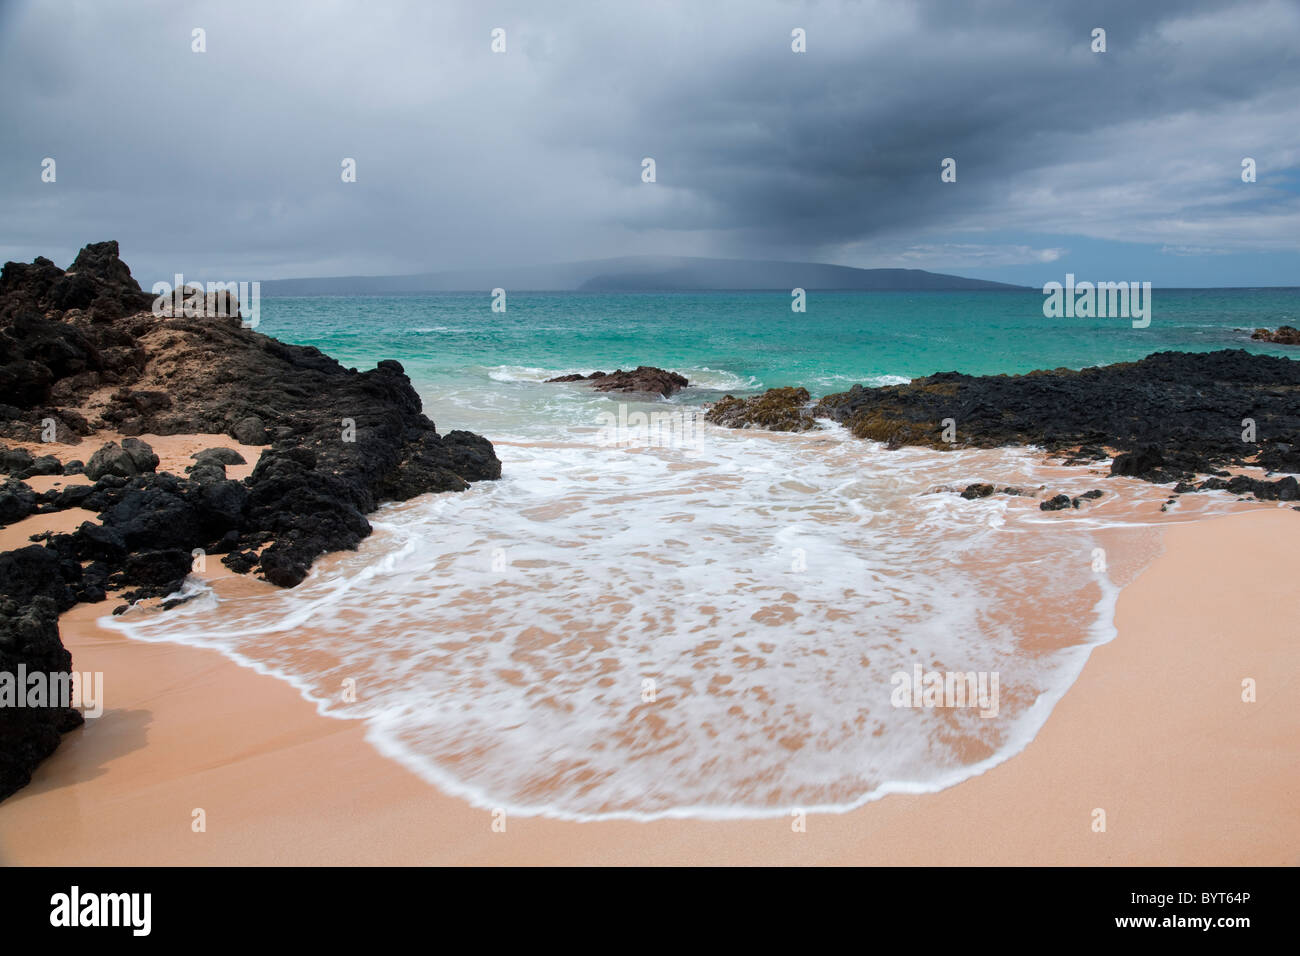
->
<box><xmin>1</xmin><ymin>0</ymin><xmax>1297</xmax><ymax>285</ymax></box>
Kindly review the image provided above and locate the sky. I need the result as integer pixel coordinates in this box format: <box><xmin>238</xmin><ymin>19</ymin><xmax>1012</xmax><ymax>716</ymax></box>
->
<box><xmin>2</xmin><ymin>0</ymin><xmax>1298</xmax><ymax>288</ymax></box>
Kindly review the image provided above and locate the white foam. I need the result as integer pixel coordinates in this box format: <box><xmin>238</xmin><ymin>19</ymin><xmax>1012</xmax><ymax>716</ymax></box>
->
<box><xmin>101</xmin><ymin>415</ymin><xmax>1235</xmax><ymax>821</ymax></box>
<box><xmin>682</xmin><ymin>367</ymin><xmax>764</xmax><ymax>391</ymax></box>
<box><xmin>482</xmin><ymin>364</ymin><xmax>761</xmax><ymax>392</ymax></box>
<box><xmin>807</xmin><ymin>373</ymin><xmax>913</xmax><ymax>392</ymax></box>
<box><xmin>485</xmin><ymin>365</ymin><xmax>573</xmax><ymax>383</ymax></box>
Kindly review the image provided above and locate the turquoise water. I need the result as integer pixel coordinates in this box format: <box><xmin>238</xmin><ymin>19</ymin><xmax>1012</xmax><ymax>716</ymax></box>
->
<box><xmin>257</xmin><ymin>288</ymin><xmax>1300</xmax><ymax>433</ymax></box>
<box><xmin>111</xmin><ymin>288</ymin><xmax>1296</xmax><ymax>819</ymax></box>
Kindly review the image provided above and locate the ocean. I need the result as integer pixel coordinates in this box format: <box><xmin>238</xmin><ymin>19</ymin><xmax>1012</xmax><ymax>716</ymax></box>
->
<box><xmin>107</xmin><ymin>288</ymin><xmax>1300</xmax><ymax>819</ymax></box>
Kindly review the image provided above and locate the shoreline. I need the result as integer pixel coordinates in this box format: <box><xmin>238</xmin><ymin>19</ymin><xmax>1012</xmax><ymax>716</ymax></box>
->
<box><xmin>2</xmin><ymin>507</ymin><xmax>1295</xmax><ymax>865</ymax></box>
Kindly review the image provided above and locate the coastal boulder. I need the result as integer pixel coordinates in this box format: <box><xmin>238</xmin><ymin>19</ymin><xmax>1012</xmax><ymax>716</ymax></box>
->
<box><xmin>0</xmin><ymin>595</ymin><xmax>84</xmax><ymax>801</ymax></box>
<box><xmin>100</xmin><ymin>486</ymin><xmax>202</xmax><ymax>551</ymax></box>
<box><xmin>122</xmin><ymin>549</ymin><xmax>192</xmax><ymax>589</ymax></box>
<box><xmin>194</xmin><ymin>479</ymin><xmax>249</xmax><ymax>527</ymax></box>
<box><xmin>0</xmin><ymin>446</ymin><xmax>34</xmax><ymax>476</ymax></box>
<box><xmin>231</xmin><ymin>415</ymin><xmax>270</xmax><ymax>445</ymax></box>
<box><xmin>0</xmin><ymin>479</ymin><xmax>37</xmax><ymax>525</ymax></box>
<box><xmin>192</xmin><ymin>447</ymin><xmax>247</xmax><ymax>467</ymax></box>
<box><xmin>25</xmin><ymin>455</ymin><xmax>63</xmax><ymax>478</ymax></box>
<box><xmin>706</xmin><ymin>387</ymin><xmax>816</xmax><ymax>432</ymax></box>
<box><xmin>435</xmin><ymin>430</ymin><xmax>504</xmax><ymax>483</ymax></box>
<box><xmin>73</xmin><ymin>522</ymin><xmax>128</xmax><ymax>563</ymax></box>
<box><xmin>84</xmin><ymin>438</ymin><xmax>158</xmax><ymax>481</ymax></box>
<box><xmin>0</xmin><ymin>311</ymin><xmax>99</xmax><ymax>407</ymax></box>
<box><xmin>1258</xmin><ymin>442</ymin><xmax>1300</xmax><ymax>474</ymax></box>
<box><xmin>0</xmin><ymin>447</ymin><xmax>62</xmax><ymax>482</ymax></box>
<box><xmin>1109</xmin><ymin>445</ymin><xmax>1164</xmax><ymax>479</ymax></box>
<box><xmin>186</xmin><ymin>461</ymin><xmax>227</xmax><ymax>484</ymax></box>
<box><xmin>258</xmin><ymin>547</ymin><xmax>314</xmax><ymax>589</ymax></box>
<box><xmin>0</xmin><ymin>545</ymin><xmax>75</xmax><ymax>609</ymax></box>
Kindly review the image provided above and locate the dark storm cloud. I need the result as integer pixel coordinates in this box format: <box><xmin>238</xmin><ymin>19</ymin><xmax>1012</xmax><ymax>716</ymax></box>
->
<box><xmin>590</xmin><ymin>0</ymin><xmax>1300</xmax><ymax>254</ymax></box>
<box><xmin>0</xmin><ymin>0</ymin><xmax>1297</xmax><ymax>281</ymax></box>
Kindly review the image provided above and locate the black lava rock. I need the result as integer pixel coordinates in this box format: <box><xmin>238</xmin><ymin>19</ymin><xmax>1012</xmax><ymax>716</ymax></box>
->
<box><xmin>0</xmin><ymin>596</ymin><xmax>84</xmax><ymax>801</ymax></box>
<box><xmin>0</xmin><ymin>241</ymin><xmax>504</xmax><ymax>801</ymax></box>
<box><xmin>0</xmin><ymin>479</ymin><xmax>37</xmax><ymax>525</ymax></box>
<box><xmin>1110</xmin><ymin>445</ymin><xmax>1165</xmax><ymax>479</ymax></box>
<box><xmin>84</xmin><ymin>438</ymin><xmax>158</xmax><ymax>480</ymax></box>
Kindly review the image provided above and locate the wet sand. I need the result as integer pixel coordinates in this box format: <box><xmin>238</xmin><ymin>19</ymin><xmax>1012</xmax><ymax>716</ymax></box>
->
<box><xmin>1</xmin><ymin>507</ymin><xmax>1296</xmax><ymax>865</ymax></box>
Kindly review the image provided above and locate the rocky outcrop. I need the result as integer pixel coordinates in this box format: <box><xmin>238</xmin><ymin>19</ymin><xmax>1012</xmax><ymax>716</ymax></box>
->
<box><xmin>1251</xmin><ymin>326</ymin><xmax>1300</xmax><ymax>345</ymax></box>
<box><xmin>0</xmin><ymin>241</ymin><xmax>502</xmax><ymax>801</ymax></box>
<box><xmin>772</xmin><ymin>350</ymin><xmax>1300</xmax><ymax>482</ymax></box>
<box><xmin>705</xmin><ymin>387</ymin><xmax>816</xmax><ymax>432</ymax></box>
<box><xmin>708</xmin><ymin>351</ymin><xmax>1300</xmax><ymax>501</ymax></box>
<box><xmin>0</xmin><ymin>241</ymin><xmax>154</xmax><ymax>326</ymax></box>
<box><xmin>546</xmin><ymin>366</ymin><xmax>689</xmax><ymax>397</ymax></box>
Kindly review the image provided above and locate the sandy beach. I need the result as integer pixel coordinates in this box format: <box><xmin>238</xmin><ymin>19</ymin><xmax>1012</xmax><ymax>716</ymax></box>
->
<box><xmin>2</xmin><ymin>506</ymin><xmax>1295</xmax><ymax>866</ymax></box>
<box><xmin>6</xmin><ymin>0</ymin><xmax>1300</xmax><ymax>897</ymax></box>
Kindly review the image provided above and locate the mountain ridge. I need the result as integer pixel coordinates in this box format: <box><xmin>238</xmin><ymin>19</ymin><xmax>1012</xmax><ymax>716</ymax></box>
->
<box><xmin>259</xmin><ymin>255</ymin><xmax>1030</xmax><ymax>295</ymax></box>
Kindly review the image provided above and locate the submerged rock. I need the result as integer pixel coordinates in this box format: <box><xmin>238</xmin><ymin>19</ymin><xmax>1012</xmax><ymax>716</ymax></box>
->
<box><xmin>705</xmin><ymin>387</ymin><xmax>816</xmax><ymax>432</ymax></box>
<box><xmin>546</xmin><ymin>366</ymin><xmax>689</xmax><ymax>397</ymax></box>
<box><xmin>1251</xmin><ymin>326</ymin><xmax>1300</xmax><ymax>345</ymax></box>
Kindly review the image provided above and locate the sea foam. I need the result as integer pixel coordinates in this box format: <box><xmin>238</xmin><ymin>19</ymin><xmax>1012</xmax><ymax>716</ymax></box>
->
<box><xmin>103</xmin><ymin>414</ymin><xmax>1247</xmax><ymax>820</ymax></box>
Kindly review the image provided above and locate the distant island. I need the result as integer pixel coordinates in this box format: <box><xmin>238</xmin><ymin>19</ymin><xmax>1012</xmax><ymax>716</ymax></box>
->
<box><xmin>259</xmin><ymin>256</ymin><xmax>1030</xmax><ymax>295</ymax></box>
